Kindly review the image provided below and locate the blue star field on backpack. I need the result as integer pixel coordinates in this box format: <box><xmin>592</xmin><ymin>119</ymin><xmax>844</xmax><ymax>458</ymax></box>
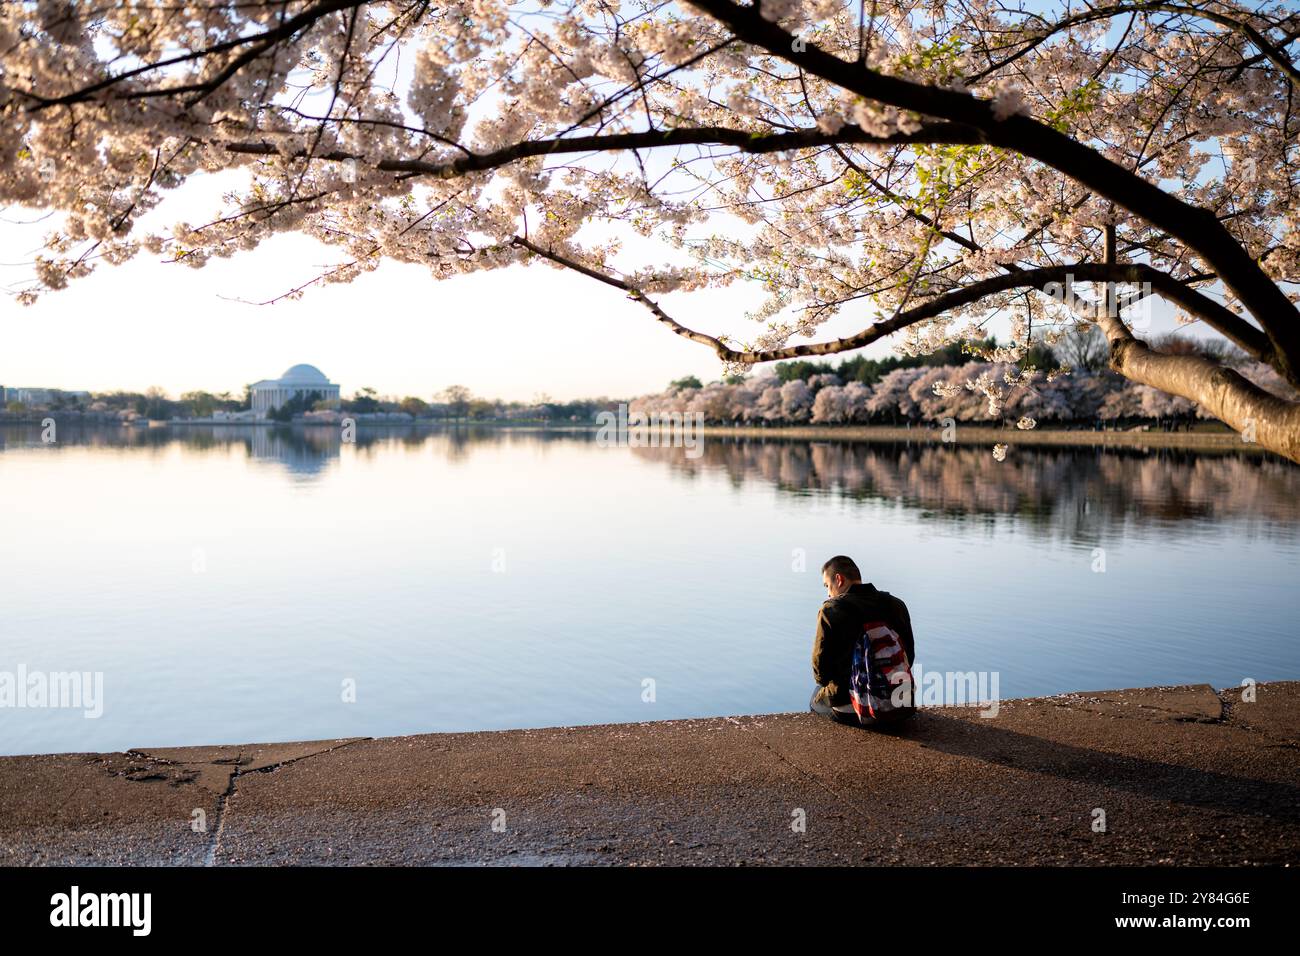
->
<box><xmin>849</xmin><ymin>620</ymin><xmax>916</xmax><ymax>723</ymax></box>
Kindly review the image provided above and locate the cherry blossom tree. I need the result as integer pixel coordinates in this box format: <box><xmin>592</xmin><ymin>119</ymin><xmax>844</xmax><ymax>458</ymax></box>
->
<box><xmin>841</xmin><ymin>379</ymin><xmax>870</xmax><ymax>422</ymax></box>
<box><xmin>728</xmin><ymin>371</ymin><xmax>774</xmax><ymax>420</ymax></box>
<box><xmin>810</xmin><ymin>382</ymin><xmax>846</xmax><ymax>421</ymax></box>
<box><xmin>865</xmin><ymin>365</ymin><xmax>929</xmax><ymax>420</ymax></box>
<box><xmin>4</xmin><ymin>1</ymin><xmax>1300</xmax><ymax>458</ymax></box>
<box><xmin>690</xmin><ymin>379</ymin><xmax>733</xmax><ymax>418</ymax></box>
<box><xmin>1099</xmin><ymin>382</ymin><xmax>1144</xmax><ymax>421</ymax></box>
<box><xmin>1137</xmin><ymin>382</ymin><xmax>1197</xmax><ymax>423</ymax></box>
<box><xmin>628</xmin><ymin>361</ymin><xmax>1250</xmax><ymax>425</ymax></box>
<box><xmin>779</xmin><ymin>377</ymin><xmax>814</xmax><ymax>420</ymax></box>
<box><xmin>756</xmin><ymin>383</ymin><xmax>785</xmax><ymax>420</ymax></box>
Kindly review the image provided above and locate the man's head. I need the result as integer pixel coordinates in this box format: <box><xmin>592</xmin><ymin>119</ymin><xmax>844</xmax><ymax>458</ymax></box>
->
<box><xmin>821</xmin><ymin>555</ymin><xmax>861</xmax><ymax>598</ymax></box>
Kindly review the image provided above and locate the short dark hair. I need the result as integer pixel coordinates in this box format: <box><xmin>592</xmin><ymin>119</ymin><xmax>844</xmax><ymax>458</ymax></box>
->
<box><xmin>821</xmin><ymin>555</ymin><xmax>861</xmax><ymax>582</ymax></box>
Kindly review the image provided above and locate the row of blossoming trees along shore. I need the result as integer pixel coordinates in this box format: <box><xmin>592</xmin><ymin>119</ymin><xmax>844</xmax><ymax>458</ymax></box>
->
<box><xmin>629</xmin><ymin>356</ymin><xmax>1295</xmax><ymax>430</ymax></box>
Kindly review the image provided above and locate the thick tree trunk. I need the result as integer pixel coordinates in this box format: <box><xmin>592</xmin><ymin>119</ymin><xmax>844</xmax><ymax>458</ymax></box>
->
<box><xmin>1099</xmin><ymin>321</ymin><xmax>1300</xmax><ymax>463</ymax></box>
<box><xmin>1083</xmin><ymin>229</ymin><xmax>1300</xmax><ymax>464</ymax></box>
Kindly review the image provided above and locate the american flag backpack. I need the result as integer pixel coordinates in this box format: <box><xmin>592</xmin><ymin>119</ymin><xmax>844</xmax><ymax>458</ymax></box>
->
<box><xmin>849</xmin><ymin>620</ymin><xmax>916</xmax><ymax>723</ymax></box>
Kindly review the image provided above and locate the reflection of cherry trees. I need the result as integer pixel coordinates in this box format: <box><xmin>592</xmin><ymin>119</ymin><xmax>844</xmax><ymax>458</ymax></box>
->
<box><xmin>631</xmin><ymin>362</ymin><xmax>1295</xmax><ymax>428</ymax></box>
<box><xmin>629</xmin><ymin>440</ymin><xmax>1300</xmax><ymax>542</ymax></box>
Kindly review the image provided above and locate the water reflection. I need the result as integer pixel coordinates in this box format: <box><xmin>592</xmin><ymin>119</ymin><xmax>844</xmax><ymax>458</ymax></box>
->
<box><xmin>3</xmin><ymin>425</ymin><xmax>1297</xmax><ymax>542</ymax></box>
<box><xmin>631</xmin><ymin>438</ymin><xmax>1300</xmax><ymax>543</ymax></box>
<box><xmin>2</xmin><ymin>422</ymin><xmax>1297</xmax><ymax>755</ymax></box>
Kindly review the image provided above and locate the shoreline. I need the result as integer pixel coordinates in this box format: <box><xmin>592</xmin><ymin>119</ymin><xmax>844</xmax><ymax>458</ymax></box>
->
<box><xmin>0</xmin><ymin>418</ymin><xmax>1272</xmax><ymax>456</ymax></box>
<box><xmin>3</xmin><ymin>681</ymin><xmax>1296</xmax><ymax>865</ymax></box>
<box><xmin>692</xmin><ymin>423</ymin><xmax>1267</xmax><ymax>453</ymax></box>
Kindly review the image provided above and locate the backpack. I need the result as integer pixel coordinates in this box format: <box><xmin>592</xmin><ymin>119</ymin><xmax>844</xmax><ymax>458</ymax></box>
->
<box><xmin>849</xmin><ymin>620</ymin><xmax>916</xmax><ymax>724</ymax></box>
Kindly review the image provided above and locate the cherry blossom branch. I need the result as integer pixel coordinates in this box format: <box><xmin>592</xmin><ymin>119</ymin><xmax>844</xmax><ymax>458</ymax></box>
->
<box><xmin>991</xmin><ymin>2</ymin><xmax>1300</xmax><ymax>89</ymax></box>
<box><xmin>686</xmin><ymin>0</ymin><xmax>1300</xmax><ymax>385</ymax></box>
<box><xmin>729</xmin><ymin>262</ymin><xmax>1269</xmax><ymax>364</ymax></box>
<box><xmin>511</xmin><ymin>232</ymin><xmax>1272</xmax><ymax>368</ymax></box>
<box><xmin>1086</xmin><ymin>287</ymin><xmax>1300</xmax><ymax>464</ymax></box>
<box><xmin>509</xmin><ymin>234</ymin><xmax>732</xmax><ymax>354</ymax></box>
<box><xmin>19</xmin><ymin>0</ymin><xmax>368</xmax><ymax>110</ymax></box>
<box><xmin>221</xmin><ymin>119</ymin><xmax>985</xmax><ymax>170</ymax></box>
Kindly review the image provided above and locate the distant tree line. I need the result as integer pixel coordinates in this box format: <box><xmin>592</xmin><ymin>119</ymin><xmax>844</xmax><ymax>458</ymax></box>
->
<box><xmin>6</xmin><ymin>332</ymin><xmax>1278</xmax><ymax>431</ymax></box>
<box><xmin>2</xmin><ymin>382</ymin><xmax>620</xmax><ymax>424</ymax></box>
<box><xmin>3</xmin><ymin>387</ymin><xmax>246</xmax><ymax>420</ymax></box>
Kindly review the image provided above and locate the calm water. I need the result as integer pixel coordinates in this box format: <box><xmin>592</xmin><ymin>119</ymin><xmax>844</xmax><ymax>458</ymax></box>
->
<box><xmin>1</xmin><ymin>423</ymin><xmax>1298</xmax><ymax>756</ymax></box>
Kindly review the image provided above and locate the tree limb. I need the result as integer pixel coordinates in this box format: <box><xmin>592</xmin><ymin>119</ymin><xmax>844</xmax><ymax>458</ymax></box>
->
<box><xmin>685</xmin><ymin>0</ymin><xmax>1300</xmax><ymax>385</ymax></box>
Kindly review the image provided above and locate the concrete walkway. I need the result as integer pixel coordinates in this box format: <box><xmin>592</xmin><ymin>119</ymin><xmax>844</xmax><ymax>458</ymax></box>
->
<box><xmin>2</xmin><ymin>682</ymin><xmax>1297</xmax><ymax>866</ymax></box>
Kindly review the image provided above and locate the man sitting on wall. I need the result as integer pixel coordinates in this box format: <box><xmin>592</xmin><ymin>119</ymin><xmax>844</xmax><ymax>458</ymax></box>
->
<box><xmin>810</xmin><ymin>555</ymin><xmax>916</xmax><ymax>727</ymax></box>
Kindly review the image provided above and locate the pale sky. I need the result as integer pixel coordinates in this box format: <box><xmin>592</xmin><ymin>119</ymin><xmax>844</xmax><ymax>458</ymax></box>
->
<box><xmin>0</xmin><ymin>220</ymin><xmax>754</xmax><ymax>402</ymax></box>
<box><xmin>0</xmin><ymin>177</ymin><xmax>907</xmax><ymax>402</ymax></box>
<box><xmin>1</xmin><ymin>171</ymin><xmax>1194</xmax><ymax>403</ymax></box>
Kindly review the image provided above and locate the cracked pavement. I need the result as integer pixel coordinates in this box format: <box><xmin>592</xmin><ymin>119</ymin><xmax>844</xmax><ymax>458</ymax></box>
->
<box><xmin>1</xmin><ymin>682</ymin><xmax>1297</xmax><ymax>866</ymax></box>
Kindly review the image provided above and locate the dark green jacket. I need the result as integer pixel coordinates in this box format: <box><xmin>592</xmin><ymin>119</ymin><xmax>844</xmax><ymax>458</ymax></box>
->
<box><xmin>812</xmin><ymin>583</ymin><xmax>916</xmax><ymax>706</ymax></box>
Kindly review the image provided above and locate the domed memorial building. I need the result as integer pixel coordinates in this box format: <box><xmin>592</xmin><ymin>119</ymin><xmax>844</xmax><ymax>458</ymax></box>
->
<box><xmin>250</xmin><ymin>364</ymin><xmax>341</xmax><ymax>418</ymax></box>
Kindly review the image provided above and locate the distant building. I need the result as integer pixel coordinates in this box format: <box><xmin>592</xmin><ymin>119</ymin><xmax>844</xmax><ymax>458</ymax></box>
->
<box><xmin>1</xmin><ymin>387</ymin><xmax>90</xmax><ymax>406</ymax></box>
<box><xmin>3</xmin><ymin>387</ymin><xmax>44</xmax><ymax>405</ymax></box>
<box><xmin>249</xmin><ymin>364</ymin><xmax>341</xmax><ymax>418</ymax></box>
<box><xmin>212</xmin><ymin>409</ymin><xmax>260</xmax><ymax>423</ymax></box>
